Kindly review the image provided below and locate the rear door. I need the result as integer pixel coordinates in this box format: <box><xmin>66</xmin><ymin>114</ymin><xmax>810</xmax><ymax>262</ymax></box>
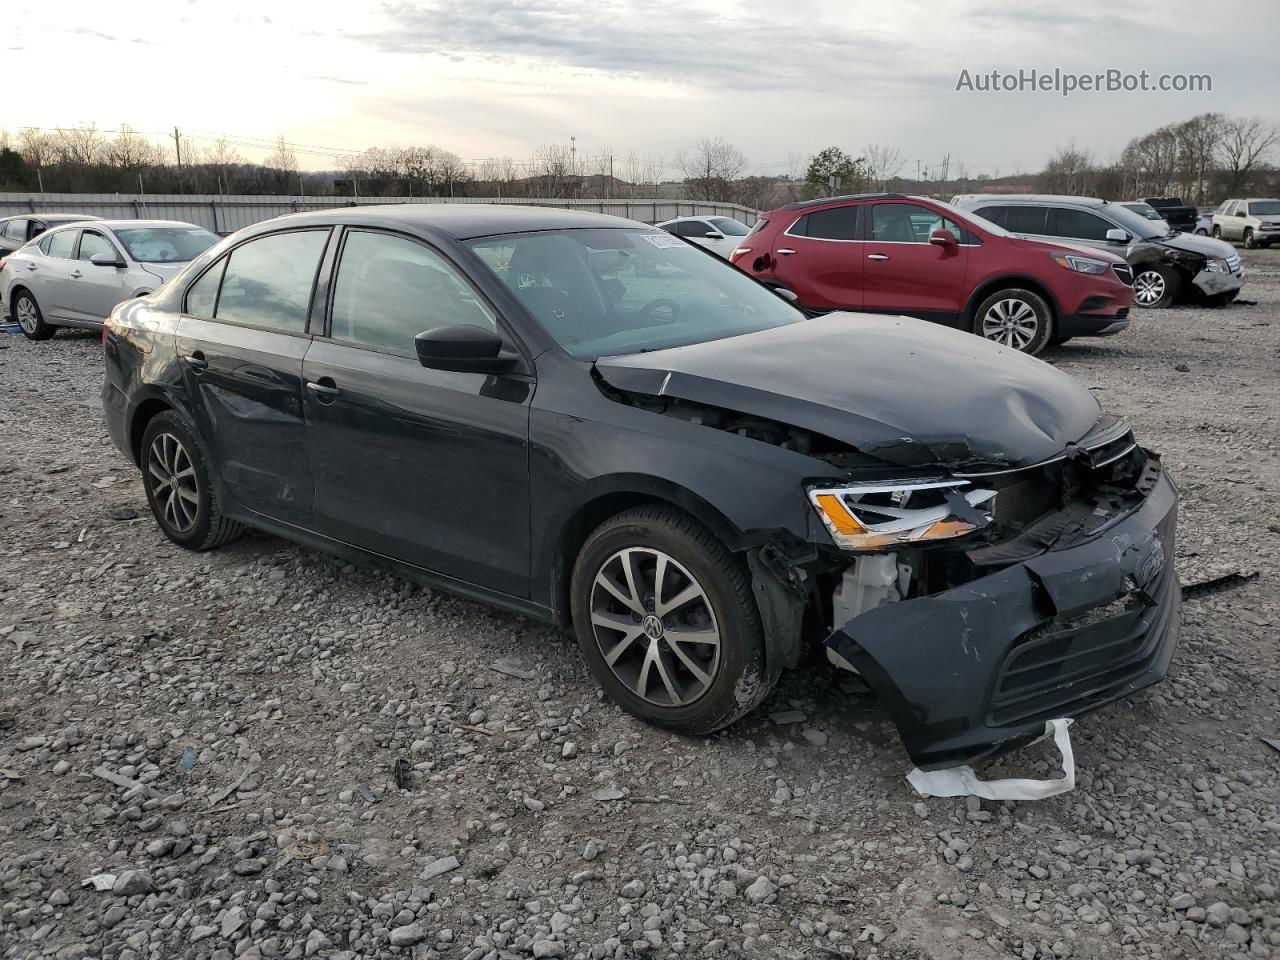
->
<box><xmin>301</xmin><ymin>228</ymin><xmax>533</xmax><ymax>597</ymax></box>
<box><xmin>64</xmin><ymin>229</ymin><xmax>131</xmax><ymax>322</ymax></box>
<box><xmin>32</xmin><ymin>228</ymin><xmax>81</xmax><ymax>319</ymax></box>
<box><xmin>770</xmin><ymin>205</ymin><xmax>863</xmax><ymax>308</ymax></box>
<box><xmin>174</xmin><ymin>227</ymin><xmax>332</xmax><ymax>525</ymax></box>
<box><xmin>862</xmin><ymin>201</ymin><xmax>969</xmax><ymax>321</ymax></box>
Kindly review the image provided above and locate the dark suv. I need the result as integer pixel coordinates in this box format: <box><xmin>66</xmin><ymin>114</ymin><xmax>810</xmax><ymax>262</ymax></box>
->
<box><xmin>729</xmin><ymin>193</ymin><xmax>1133</xmax><ymax>354</ymax></box>
<box><xmin>953</xmin><ymin>194</ymin><xmax>1244</xmax><ymax>309</ymax></box>
<box><xmin>102</xmin><ymin>204</ymin><xmax>1181</xmax><ymax>768</ymax></box>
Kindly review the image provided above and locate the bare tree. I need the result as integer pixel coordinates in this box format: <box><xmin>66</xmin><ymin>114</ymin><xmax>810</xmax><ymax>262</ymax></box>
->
<box><xmin>17</xmin><ymin>127</ymin><xmax>54</xmax><ymax>169</ymax></box>
<box><xmin>105</xmin><ymin>124</ymin><xmax>160</xmax><ymax>169</ymax></box>
<box><xmin>530</xmin><ymin>143</ymin><xmax>573</xmax><ymax>198</ymax></box>
<box><xmin>676</xmin><ymin>137</ymin><xmax>745</xmax><ymax>201</ymax></box>
<box><xmin>265</xmin><ymin>135</ymin><xmax>298</xmax><ymax>175</ymax></box>
<box><xmin>864</xmin><ymin>144</ymin><xmax>904</xmax><ymax>190</ymax></box>
<box><xmin>1174</xmin><ymin>113</ymin><xmax>1224</xmax><ymax>204</ymax></box>
<box><xmin>53</xmin><ymin>123</ymin><xmax>105</xmax><ymax>167</ymax></box>
<box><xmin>1038</xmin><ymin>143</ymin><xmax>1096</xmax><ymax>195</ymax></box>
<box><xmin>1218</xmin><ymin>116</ymin><xmax>1279</xmax><ymax>195</ymax></box>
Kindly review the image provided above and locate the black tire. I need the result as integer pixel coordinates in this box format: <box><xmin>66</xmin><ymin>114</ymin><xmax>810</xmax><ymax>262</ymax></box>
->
<box><xmin>1211</xmin><ymin>225</ymin><xmax>1222</xmax><ymax>240</ymax></box>
<box><xmin>12</xmin><ymin>289</ymin><xmax>56</xmax><ymax>341</ymax></box>
<box><xmin>1243</xmin><ymin>229</ymin><xmax>1256</xmax><ymax>250</ymax></box>
<box><xmin>1131</xmin><ymin>266</ymin><xmax>1181</xmax><ymax>309</ymax></box>
<box><xmin>140</xmin><ymin>410</ymin><xmax>244</xmax><ymax>551</ymax></box>
<box><xmin>971</xmin><ymin>287</ymin><xmax>1053</xmax><ymax>355</ymax></box>
<box><xmin>570</xmin><ymin>506</ymin><xmax>772</xmax><ymax>735</ymax></box>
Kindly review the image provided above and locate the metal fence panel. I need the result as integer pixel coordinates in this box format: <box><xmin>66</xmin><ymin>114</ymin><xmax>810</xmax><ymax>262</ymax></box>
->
<box><xmin>0</xmin><ymin>194</ymin><xmax>759</xmax><ymax>234</ymax></box>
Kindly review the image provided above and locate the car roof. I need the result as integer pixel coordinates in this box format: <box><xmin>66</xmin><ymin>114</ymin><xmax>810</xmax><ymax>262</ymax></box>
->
<box><xmin>953</xmin><ymin>194</ymin><xmax>1108</xmax><ymax>207</ymax></box>
<box><xmin>0</xmin><ymin>213</ymin><xmax>100</xmax><ymax>223</ymax></box>
<box><xmin>1243</xmin><ymin>197</ymin><xmax>1280</xmax><ymax>203</ymax></box>
<box><xmin>250</xmin><ymin>204</ymin><xmax>646</xmax><ymax>241</ymax></box>
<box><xmin>778</xmin><ymin>193</ymin><xmax>905</xmax><ymax>211</ymax></box>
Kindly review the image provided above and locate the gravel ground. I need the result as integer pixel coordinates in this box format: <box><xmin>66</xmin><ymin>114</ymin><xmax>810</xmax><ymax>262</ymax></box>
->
<box><xmin>1</xmin><ymin>248</ymin><xmax>1278</xmax><ymax>960</ymax></box>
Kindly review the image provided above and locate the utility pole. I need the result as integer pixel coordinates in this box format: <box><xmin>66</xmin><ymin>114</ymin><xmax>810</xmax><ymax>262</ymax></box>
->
<box><xmin>608</xmin><ymin>155</ymin><xmax>614</xmax><ymax>199</ymax></box>
<box><xmin>173</xmin><ymin>127</ymin><xmax>183</xmax><ymax>194</ymax></box>
<box><xmin>570</xmin><ymin>136</ymin><xmax>577</xmax><ymax>198</ymax></box>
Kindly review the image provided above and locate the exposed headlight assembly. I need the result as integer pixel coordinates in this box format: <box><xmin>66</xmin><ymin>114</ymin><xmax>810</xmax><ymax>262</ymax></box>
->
<box><xmin>1050</xmin><ymin>252</ymin><xmax>1109</xmax><ymax>275</ymax></box>
<box><xmin>808</xmin><ymin>478</ymin><xmax>996</xmax><ymax>551</ymax></box>
<box><xmin>1203</xmin><ymin>258</ymin><xmax>1228</xmax><ymax>273</ymax></box>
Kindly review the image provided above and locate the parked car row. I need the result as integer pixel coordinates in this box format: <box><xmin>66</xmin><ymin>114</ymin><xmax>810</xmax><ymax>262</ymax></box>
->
<box><xmin>0</xmin><ymin>216</ymin><xmax>219</xmax><ymax>339</ymax></box>
<box><xmin>96</xmin><ymin>203</ymin><xmax>1183</xmax><ymax>768</ymax></box>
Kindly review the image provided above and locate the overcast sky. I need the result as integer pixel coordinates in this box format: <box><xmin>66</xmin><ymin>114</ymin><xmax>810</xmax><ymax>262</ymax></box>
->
<box><xmin>6</xmin><ymin>0</ymin><xmax>1278</xmax><ymax>177</ymax></box>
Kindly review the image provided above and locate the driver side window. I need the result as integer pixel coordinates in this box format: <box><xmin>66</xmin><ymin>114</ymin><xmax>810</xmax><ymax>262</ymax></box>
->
<box><xmin>330</xmin><ymin>230</ymin><xmax>497</xmax><ymax>356</ymax></box>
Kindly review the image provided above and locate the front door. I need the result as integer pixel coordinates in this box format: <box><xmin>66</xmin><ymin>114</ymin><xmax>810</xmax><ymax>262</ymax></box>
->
<box><xmin>65</xmin><ymin>229</ymin><xmax>131</xmax><ymax>322</ymax></box>
<box><xmin>302</xmin><ymin>228</ymin><xmax>533</xmax><ymax>597</ymax></box>
<box><xmin>770</xmin><ymin>205</ymin><xmax>863</xmax><ymax>309</ymax></box>
<box><xmin>174</xmin><ymin>227</ymin><xmax>332</xmax><ymax>525</ymax></box>
<box><xmin>862</xmin><ymin>202</ymin><xmax>969</xmax><ymax>322</ymax></box>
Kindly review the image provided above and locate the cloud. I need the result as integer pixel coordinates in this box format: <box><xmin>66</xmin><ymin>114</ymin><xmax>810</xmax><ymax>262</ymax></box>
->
<box><xmin>355</xmin><ymin>0</ymin><xmax>936</xmax><ymax>93</ymax></box>
<box><xmin>306</xmin><ymin>74</ymin><xmax>370</xmax><ymax>85</ymax></box>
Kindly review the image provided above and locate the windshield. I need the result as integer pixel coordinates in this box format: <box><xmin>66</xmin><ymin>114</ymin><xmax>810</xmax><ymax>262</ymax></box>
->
<box><xmin>468</xmin><ymin>228</ymin><xmax>804</xmax><ymax>359</ymax></box>
<box><xmin>1123</xmin><ymin>203</ymin><xmax>1165</xmax><ymax>221</ymax></box>
<box><xmin>1103</xmin><ymin>204</ymin><xmax>1169</xmax><ymax>239</ymax></box>
<box><xmin>932</xmin><ymin>199</ymin><xmax>1011</xmax><ymax>238</ymax></box>
<box><xmin>115</xmin><ymin>227</ymin><xmax>219</xmax><ymax>263</ymax></box>
<box><xmin>708</xmin><ymin>217</ymin><xmax>750</xmax><ymax>236</ymax></box>
<box><xmin>1250</xmin><ymin>201</ymin><xmax>1280</xmax><ymax>216</ymax></box>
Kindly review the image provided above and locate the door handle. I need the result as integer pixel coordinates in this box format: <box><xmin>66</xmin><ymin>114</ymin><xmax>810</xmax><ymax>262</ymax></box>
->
<box><xmin>70</xmin><ymin>270</ymin><xmax>83</xmax><ymax>279</ymax></box>
<box><xmin>26</xmin><ymin>263</ymin><xmax>37</xmax><ymax>271</ymax></box>
<box><xmin>184</xmin><ymin>352</ymin><xmax>208</xmax><ymax>373</ymax></box>
<box><xmin>867</xmin><ymin>254</ymin><xmax>891</xmax><ymax>261</ymax></box>
<box><xmin>776</xmin><ymin>248</ymin><xmax>797</xmax><ymax>256</ymax></box>
<box><xmin>306</xmin><ymin>380</ymin><xmax>341</xmax><ymax>402</ymax></box>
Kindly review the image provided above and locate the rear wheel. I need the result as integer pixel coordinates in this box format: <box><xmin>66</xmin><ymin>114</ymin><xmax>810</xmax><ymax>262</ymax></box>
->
<box><xmin>570</xmin><ymin>506</ymin><xmax>772</xmax><ymax>735</ymax></box>
<box><xmin>1132</xmin><ymin>266</ymin><xmax>1181</xmax><ymax>309</ymax></box>
<box><xmin>1211</xmin><ymin>225</ymin><xmax>1222</xmax><ymax>240</ymax></box>
<box><xmin>972</xmin><ymin>288</ymin><xmax>1053</xmax><ymax>355</ymax></box>
<box><xmin>13</xmin><ymin>290</ymin><xmax>56</xmax><ymax>341</ymax></box>
<box><xmin>140</xmin><ymin>410</ymin><xmax>244</xmax><ymax>551</ymax></box>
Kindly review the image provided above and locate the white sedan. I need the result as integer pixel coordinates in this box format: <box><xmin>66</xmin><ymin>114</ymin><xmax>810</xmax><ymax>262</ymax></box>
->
<box><xmin>1</xmin><ymin>219</ymin><xmax>219</xmax><ymax>341</ymax></box>
<box><xmin>656</xmin><ymin>216</ymin><xmax>751</xmax><ymax>258</ymax></box>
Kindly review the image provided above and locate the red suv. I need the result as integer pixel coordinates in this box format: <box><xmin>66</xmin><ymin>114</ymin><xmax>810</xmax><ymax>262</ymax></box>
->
<box><xmin>729</xmin><ymin>193</ymin><xmax>1133</xmax><ymax>354</ymax></box>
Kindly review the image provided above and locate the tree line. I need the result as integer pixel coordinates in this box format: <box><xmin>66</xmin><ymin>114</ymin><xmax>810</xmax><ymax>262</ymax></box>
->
<box><xmin>1</xmin><ymin>114</ymin><xmax>1276</xmax><ymax>208</ymax></box>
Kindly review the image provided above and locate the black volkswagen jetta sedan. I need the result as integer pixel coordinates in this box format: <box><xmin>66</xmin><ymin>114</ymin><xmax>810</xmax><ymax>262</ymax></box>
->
<box><xmin>102</xmin><ymin>205</ymin><xmax>1181</xmax><ymax>768</ymax></box>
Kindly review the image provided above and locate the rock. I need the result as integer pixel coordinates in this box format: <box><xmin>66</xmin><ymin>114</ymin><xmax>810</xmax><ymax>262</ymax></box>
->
<box><xmin>621</xmin><ymin>879</ymin><xmax>646</xmax><ymax>899</ymax></box>
<box><xmin>112</xmin><ymin>870</ymin><xmax>154</xmax><ymax>896</ymax></box>
<box><xmin>532</xmin><ymin>940</ymin><xmax>565</xmax><ymax>958</ymax></box>
<box><xmin>583</xmin><ymin>840</ymin><xmax>602</xmax><ymax>862</ymax></box>
<box><xmin>190</xmin><ymin>925</ymin><xmax>217</xmax><ymax>943</ymax></box>
<box><xmin>770</xmin><ymin>710</ymin><xmax>805</xmax><ymax>725</ymax></box>
<box><xmin>221</xmin><ymin>907</ymin><xmax>247</xmax><ymax>937</ymax></box>
<box><xmin>1169</xmin><ymin>893</ymin><xmax>1195</xmax><ymax>910</ymax></box>
<box><xmin>745</xmin><ymin>876</ymin><xmax>776</xmax><ymax>904</ymax></box>
<box><xmin>389</xmin><ymin>923</ymin><xmax>428</xmax><ymax>947</ymax></box>
<box><xmin>801</xmin><ymin>729</ymin><xmax>828</xmax><ymax>746</ymax></box>
<box><xmin>420</xmin><ymin>855</ymin><xmax>461</xmax><ymax>881</ymax></box>
<box><xmin>1205</xmin><ymin>901</ymin><xmax>1231</xmax><ymax>927</ymax></box>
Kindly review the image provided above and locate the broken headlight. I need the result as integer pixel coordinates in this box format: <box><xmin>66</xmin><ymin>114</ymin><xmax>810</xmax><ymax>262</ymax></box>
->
<box><xmin>808</xmin><ymin>478</ymin><xmax>996</xmax><ymax>551</ymax></box>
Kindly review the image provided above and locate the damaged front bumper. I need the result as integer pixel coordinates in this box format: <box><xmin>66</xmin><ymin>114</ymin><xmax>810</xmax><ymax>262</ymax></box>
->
<box><xmin>826</xmin><ymin>467</ymin><xmax>1180</xmax><ymax>770</ymax></box>
<box><xmin>1192</xmin><ymin>267</ymin><xmax>1245</xmax><ymax>298</ymax></box>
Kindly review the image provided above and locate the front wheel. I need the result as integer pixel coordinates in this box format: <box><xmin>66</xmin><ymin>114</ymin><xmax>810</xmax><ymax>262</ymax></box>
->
<box><xmin>13</xmin><ymin>290</ymin><xmax>56</xmax><ymax>341</ymax></box>
<box><xmin>1132</xmin><ymin>266</ymin><xmax>1181</xmax><ymax>309</ymax></box>
<box><xmin>570</xmin><ymin>506</ymin><xmax>772</xmax><ymax>735</ymax></box>
<box><xmin>1211</xmin><ymin>226</ymin><xmax>1222</xmax><ymax>240</ymax></box>
<box><xmin>140</xmin><ymin>410</ymin><xmax>244</xmax><ymax>551</ymax></box>
<box><xmin>972</xmin><ymin>288</ymin><xmax>1053</xmax><ymax>355</ymax></box>
<box><xmin>1243</xmin><ymin>229</ymin><xmax>1256</xmax><ymax>250</ymax></box>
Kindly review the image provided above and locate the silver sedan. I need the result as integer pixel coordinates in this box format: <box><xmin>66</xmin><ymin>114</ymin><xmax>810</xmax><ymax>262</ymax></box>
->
<box><xmin>1</xmin><ymin>219</ymin><xmax>219</xmax><ymax>341</ymax></box>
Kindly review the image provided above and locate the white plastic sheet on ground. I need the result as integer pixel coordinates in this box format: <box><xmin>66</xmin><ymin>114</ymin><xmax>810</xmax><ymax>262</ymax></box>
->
<box><xmin>906</xmin><ymin>718</ymin><xmax>1076</xmax><ymax>801</ymax></box>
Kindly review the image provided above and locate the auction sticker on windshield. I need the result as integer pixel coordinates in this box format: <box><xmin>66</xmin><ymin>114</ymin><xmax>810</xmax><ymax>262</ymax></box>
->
<box><xmin>640</xmin><ymin>233</ymin><xmax>687</xmax><ymax>249</ymax></box>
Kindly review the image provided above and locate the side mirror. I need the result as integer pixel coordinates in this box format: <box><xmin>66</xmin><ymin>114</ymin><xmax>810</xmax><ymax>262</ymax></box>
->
<box><xmin>928</xmin><ymin>228</ymin><xmax>957</xmax><ymax>247</ymax></box>
<box><xmin>1105</xmin><ymin>228</ymin><xmax>1130</xmax><ymax>243</ymax></box>
<box><xmin>415</xmin><ymin>324</ymin><xmax>517</xmax><ymax>374</ymax></box>
<box><xmin>704</xmin><ymin>230</ymin><xmax>725</xmax><ymax>240</ymax></box>
<box><xmin>90</xmin><ymin>252</ymin><xmax>125</xmax><ymax>268</ymax></box>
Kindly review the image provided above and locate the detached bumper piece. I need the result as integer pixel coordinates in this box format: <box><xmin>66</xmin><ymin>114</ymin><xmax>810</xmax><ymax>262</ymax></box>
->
<box><xmin>827</xmin><ymin>468</ymin><xmax>1180</xmax><ymax>770</ymax></box>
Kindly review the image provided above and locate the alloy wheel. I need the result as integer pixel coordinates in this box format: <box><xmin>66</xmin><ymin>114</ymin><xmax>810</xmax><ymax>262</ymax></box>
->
<box><xmin>981</xmin><ymin>297</ymin><xmax>1039</xmax><ymax>350</ymax></box>
<box><xmin>147</xmin><ymin>432</ymin><xmax>200</xmax><ymax>534</ymax></box>
<box><xmin>589</xmin><ymin>547</ymin><xmax>721</xmax><ymax>707</ymax></box>
<box><xmin>15</xmin><ymin>297</ymin><xmax>38</xmax><ymax>335</ymax></box>
<box><xmin>1133</xmin><ymin>270</ymin><xmax>1166</xmax><ymax>306</ymax></box>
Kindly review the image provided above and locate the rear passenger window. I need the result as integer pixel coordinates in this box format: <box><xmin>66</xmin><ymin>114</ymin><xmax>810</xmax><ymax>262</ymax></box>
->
<box><xmin>804</xmin><ymin>206</ymin><xmax>859</xmax><ymax>241</ymax></box>
<box><xmin>974</xmin><ymin>206</ymin><xmax>1006</xmax><ymax>226</ymax></box>
<box><xmin>1004</xmin><ymin>206</ymin><xmax>1048</xmax><ymax>234</ymax></box>
<box><xmin>1045</xmin><ymin>209</ymin><xmax>1111</xmax><ymax>241</ymax></box>
<box><xmin>214</xmin><ymin>230</ymin><xmax>329</xmax><ymax>333</ymax></box>
<box><xmin>185</xmin><ymin>261</ymin><xmax>225</xmax><ymax>317</ymax></box>
<box><xmin>3</xmin><ymin>219</ymin><xmax>27</xmax><ymax>241</ymax></box>
<box><xmin>46</xmin><ymin>230</ymin><xmax>78</xmax><ymax>259</ymax></box>
<box><xmin>330</xmin><ymin>231</ymin><xmax>496</xmax><ymax>355</ymax></box>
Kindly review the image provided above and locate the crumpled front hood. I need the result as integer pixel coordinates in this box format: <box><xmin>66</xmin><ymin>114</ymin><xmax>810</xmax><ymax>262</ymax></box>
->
<box><xmin>595</xmin><ymin>314</ymin><xmax>1101</xmax><ymax>472</ymax></box>
<box><xmin>1153</xmin><ymin>232</ymin><xmax>1235</xmax><ymax>259</ymax></box>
